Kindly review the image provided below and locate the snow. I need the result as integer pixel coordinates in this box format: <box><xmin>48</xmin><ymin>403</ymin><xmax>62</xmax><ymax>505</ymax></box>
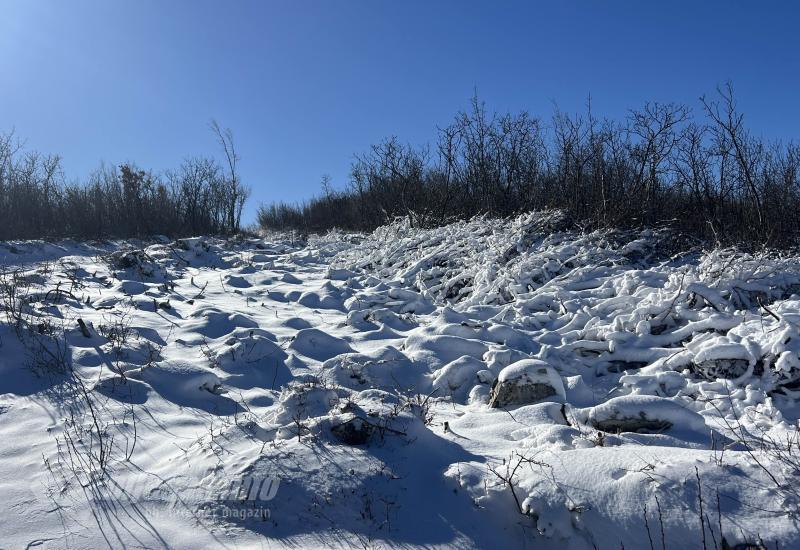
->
<box><xmin>1</xmin><ymin>212</ymin><xmax>799</xmax><ymax>548</ymax></box>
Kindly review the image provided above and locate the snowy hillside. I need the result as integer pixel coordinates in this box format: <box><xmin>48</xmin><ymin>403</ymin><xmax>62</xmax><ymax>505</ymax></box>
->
<box><xmin>1</xmin><ymin>212</ymin><xmax>799</xmax><ymax>549</ymax></box>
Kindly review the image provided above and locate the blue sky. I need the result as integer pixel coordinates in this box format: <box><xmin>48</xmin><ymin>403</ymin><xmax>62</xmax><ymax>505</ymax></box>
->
<box><xmin>1</xmin><ymin>1</ymin><xmax>799</xmax><ymax>223</ymax></box>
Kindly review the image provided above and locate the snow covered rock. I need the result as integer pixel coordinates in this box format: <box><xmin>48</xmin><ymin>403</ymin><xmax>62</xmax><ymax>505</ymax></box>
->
<box><xmin>280</xmin><ymin>272</ymin><xmax>302</xmax><ymax>284</ymax></box>
<box><xmin>586</xmin><ymin>394</ymin><xmax>707</xmax><ymax>434</ymax></box>
<box><xmin>224</xmin><ymin>274</ymin><xmax>252</xmax><ymax>288</ymax></box>
<box><xmin>489</xmin><ymin>359</ymin><xmax>565</xmax><ymax>408</ymax></box>
<box><xmin>330</xmin><ymin>416</ymin><xmax>375</xmax><ymax>445</ymax></box>
<box><xmin>688</xmin><ymin>336</ymin><xmax>756</xmax><ymax>380</ymax></box>
<box><xmin>107</xmin><ymin>249</ymin><xmax>148</xmax><ymax>270</ymax></box>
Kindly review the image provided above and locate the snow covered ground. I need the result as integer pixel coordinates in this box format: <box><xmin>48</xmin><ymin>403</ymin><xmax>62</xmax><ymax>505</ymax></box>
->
<box><xmin>1</xmin><ymin>212</ymin><xmax>799</xmax><ymax>549</ymax></box>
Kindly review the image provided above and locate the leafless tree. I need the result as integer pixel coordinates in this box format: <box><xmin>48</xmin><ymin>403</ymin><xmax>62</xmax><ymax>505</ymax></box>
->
<box><xmin>210</xmin><ymin>119</ymin><xmax>250</xmax><ymax>234</ymax></box>
<box><xmin>258</xmin><ymin>87</ymin><xmax>800</xmax><ymax>249</ymax></box>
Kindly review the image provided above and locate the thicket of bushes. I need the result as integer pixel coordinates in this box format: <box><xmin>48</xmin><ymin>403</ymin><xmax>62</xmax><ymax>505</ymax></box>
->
<box><xmin>258</xmin><ymin>85</ymin><xmax>800</xmax><ymax>247</ymax></box>
<box><xmin>0</xmin><ymin>121</ymin><xmax>249</xmax><ymax>240</ymax></box>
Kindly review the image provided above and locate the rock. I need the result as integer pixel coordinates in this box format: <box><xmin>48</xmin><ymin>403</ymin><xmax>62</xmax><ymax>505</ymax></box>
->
<box><xmin>106</xmin><ymin>249</ymin><xmax>159</xmax><ymax>278</ymax></box>
<box><xmin>331</xmin><ymin>416</ymin><xmax>374</xmax><ymax>445</ymax></box>
<box><xmin>692</xmin><ymin>358</ymin><xmax>750</xmax><ymax>380</ymax></box>
<box><xmin>592</xmin><ymin>415</ymin><xmax>672</xmax><ymax>434</ymax></box>
<box><xmin>587</xmin><ymin>395</ymin><xmax>707</xmax><ymax>435</ymax></box>
<box><xmin>108</xmin><ymin>249</ymin><xmax>145</xmax><ymax>269</ymax></box>
<box><xmin>688</xmin><ymin>337</ymin><xmax>754</xmax><ymax>380</ymax></box>
<box><xmin>489</xmin><ymin>359</ymin><xmax>565</xmax><ymax>408</ymax></box>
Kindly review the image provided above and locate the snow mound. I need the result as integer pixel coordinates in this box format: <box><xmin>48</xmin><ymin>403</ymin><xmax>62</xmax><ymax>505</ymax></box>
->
<box><xmin>432</xmin><ymin>355</ymin><xmax>486</xmax><ymax>402</ymax></box>
<box><xmin>288</xmin><ymin>328</ymin><xmax>354</xmax><ymax>361</ymax></box>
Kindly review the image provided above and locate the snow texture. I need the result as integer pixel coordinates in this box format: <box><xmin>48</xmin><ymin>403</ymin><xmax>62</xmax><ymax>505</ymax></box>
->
<box><xmin>0</xmin><ymin>213</ymin><xmax>799</xmax><ymax>549</ymax></box>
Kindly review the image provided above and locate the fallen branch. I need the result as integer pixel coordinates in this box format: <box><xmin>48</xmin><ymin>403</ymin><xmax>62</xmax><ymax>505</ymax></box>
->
<box><xmin>756</xmin><ymin>295</ymin><xmax>781</xmax><ymax>322</ymax></box>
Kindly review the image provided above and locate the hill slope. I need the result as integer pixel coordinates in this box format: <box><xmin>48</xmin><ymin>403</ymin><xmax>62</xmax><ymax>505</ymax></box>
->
<box><xmin>1</xmin><ymin>213</ymin><xmax>798</xmax><ymax>548</ymax></box>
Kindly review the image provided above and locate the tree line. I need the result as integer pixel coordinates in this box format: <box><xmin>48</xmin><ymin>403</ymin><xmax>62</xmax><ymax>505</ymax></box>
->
<box><xmin>258</xmin><ymin>84</ymin><xmax>800</xmax><ymax>247</ymax></box>
<box><xmin>0</xmin><ymin>121</ymin><xmax>249</xmax><ymax>240</ymax></box>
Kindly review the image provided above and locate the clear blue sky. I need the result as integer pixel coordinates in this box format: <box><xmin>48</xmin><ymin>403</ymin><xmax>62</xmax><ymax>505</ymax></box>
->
<box><xmin>2</xmin><ymin>1</ymin><xmax>799</xmax><ymax>224</ymax></box>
